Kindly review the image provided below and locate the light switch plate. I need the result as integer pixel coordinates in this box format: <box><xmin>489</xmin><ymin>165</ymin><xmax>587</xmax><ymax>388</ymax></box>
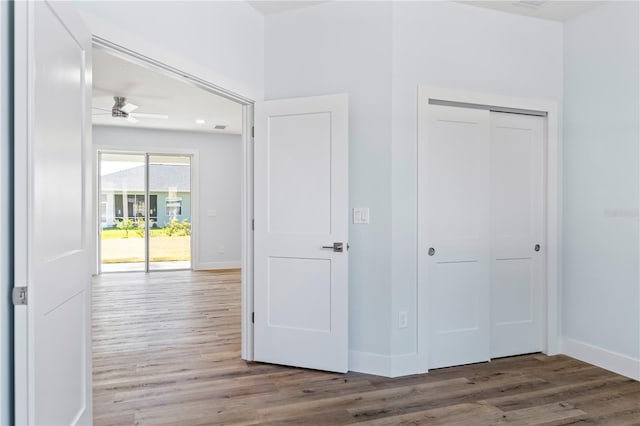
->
<box><xmin>207</xmin><ymin>210</ymin><xmax>217</xmax><ymax>217</ymax></box>
<box><xmin>353</xmin><ymin>207</ymin><xmax>370</xmax><ymax>224</ymax></box>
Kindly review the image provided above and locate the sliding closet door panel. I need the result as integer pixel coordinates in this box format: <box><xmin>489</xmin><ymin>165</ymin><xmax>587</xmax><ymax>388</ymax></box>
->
<box><xmin>420</xmin><ymin>105</ymin><xmax>491</xmax><ymax>369</ymax></box>
<box><xmin>490</xmin><ymin>112</ymin><xmax>545</xmax><ymax>358</ymax></box>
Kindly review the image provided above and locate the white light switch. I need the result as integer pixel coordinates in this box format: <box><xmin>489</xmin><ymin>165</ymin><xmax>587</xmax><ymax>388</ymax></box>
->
<box><xmin>353</xmin><ymin>207</ymin><xmax>370</xmax><ymax>224</ymax></box>
<box><xmin>207</xmin><ymin>210</ymin><xmax>217</xmax><ymax>217</ymax></box>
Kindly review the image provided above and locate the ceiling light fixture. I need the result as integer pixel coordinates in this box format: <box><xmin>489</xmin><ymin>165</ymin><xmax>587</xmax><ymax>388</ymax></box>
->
<box><xmin>195</xmin><ymin>119</ymin><xmax>206</xmax><ymax>124</ymax></box>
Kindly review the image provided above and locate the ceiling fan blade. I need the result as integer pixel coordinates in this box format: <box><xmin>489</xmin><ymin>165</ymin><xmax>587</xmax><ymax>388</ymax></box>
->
<box><xmin>126</xmin><ymin>115</ymin><xmax>139</xmax><ymax>124</ymax></box>
<box><xmin>92</xmin><ymin>107</ymin><xmax>111</xmax><ymax>112</ymax></box>
<box><xmin>120</xmin><ymin>102</ymin><xmax>139</xmax><ymax>114</ymax></box>
<box><xmin>129</xmin><ymin>112</ymin><xmax>169</xmax><ymax>120</ymax></box>
<box><xmin>92</xmin><ymin>112</ymin><xmax>111</xmax><ymax>116</ymax></box>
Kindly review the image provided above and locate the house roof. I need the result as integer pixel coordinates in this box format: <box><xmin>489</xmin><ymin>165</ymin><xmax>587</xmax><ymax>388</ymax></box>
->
<box><xmin>101</xmin><ymin>164</ymin><xmax>191</xmax><ymax>192</ymax></box>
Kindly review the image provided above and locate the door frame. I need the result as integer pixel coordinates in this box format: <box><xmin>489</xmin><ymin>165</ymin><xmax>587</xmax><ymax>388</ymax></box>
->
<box><xmin>91</xmin><ymin>37</ymin><xmax>256</xmax><ymax>360</ymax></box>
<box><xmin>95</xmin><ymin>149</ymin><xmax>198</xmax><ymax>273</ymax></box>
<box><xmin>417</xmin><ymin>86</ymin><xmax>561</xmax><ymax>371</ymax></box>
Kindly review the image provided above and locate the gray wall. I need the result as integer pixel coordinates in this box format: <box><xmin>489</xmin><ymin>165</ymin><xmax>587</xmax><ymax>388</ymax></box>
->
<box><xmin>265</xmin><ymin>1</ymin><xmax>563</xmax><ymax>362</ymax></box>
<box><xmin>266</xmin><ymin>1</ymin><xmax>394</xmax><ymax>357</ymax></box>
<box><xmin>1</xmin><ymin>1</ymin><xmax>13</xmax><ymax>424</ymax></box>
<box><xmin>563</xmin><ymin>1</ymin><xmax>640</xmax><ymax>362</ymax></box>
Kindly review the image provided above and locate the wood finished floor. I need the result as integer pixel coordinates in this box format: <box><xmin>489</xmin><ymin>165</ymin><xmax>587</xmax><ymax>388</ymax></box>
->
<box><xmin>93</xmin><ymin>271</ymin><xmax>640</xmax><ymax>426</ymax></box>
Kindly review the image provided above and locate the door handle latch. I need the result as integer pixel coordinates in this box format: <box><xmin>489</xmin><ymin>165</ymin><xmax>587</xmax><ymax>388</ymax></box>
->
<box><xmin>322</xmin><ymin>242</ymin><xmax>344</xmax><ymax>252</ymax></box>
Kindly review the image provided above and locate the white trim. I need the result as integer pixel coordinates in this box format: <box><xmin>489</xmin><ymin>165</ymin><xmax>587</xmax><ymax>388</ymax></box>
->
<box><xmin>349</xmin><ymin>351</ymin><xmax>422</xmax><ymax>378</ymax></box>
<box><xmin>13</xmin><ymin>2</ymin><xmax>29</xmax><ymax>423</ymax></box>
<box><xmin>241</xmin><ymin>104</ymin><xmax>255</xmax><ymax>361</ymax></box>
<box><xmin>194</xmin><ymin>261</ymin><xmax>241</xmax><ymax>271</ymax></box>
<box><xmin>562</xmin><ymin>338</ymin><xmax>640</xmax><ymax>381</ymax></box>
<box><xmin>349</xmin><ymin>351</ymin><xmax>390</xmax><ymax>377</ymax></box>
<box><xmin>417</xmin><ymin>86</ymin><xmax>562</xmax><ymax>372</ymax></box>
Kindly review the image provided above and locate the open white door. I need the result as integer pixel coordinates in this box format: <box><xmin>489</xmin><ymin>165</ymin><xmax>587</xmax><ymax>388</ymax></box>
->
<box><xmin>14</xmin><ymin>2</ymin><xmax>93</xmax><ymax>424</ymax></box>
<box><xmin>254</xmin><ymin>94</ymin><xmax>349</xmax><ymax>373</ymax></box>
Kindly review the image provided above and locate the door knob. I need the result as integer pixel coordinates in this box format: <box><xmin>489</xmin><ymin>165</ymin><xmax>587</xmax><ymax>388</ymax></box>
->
<box><xmin>428</xmin><ymin>247</ymin><xmax>436</xmax><ymax>256</ymax></box>
<box><xmin>534</xmin><ymin>244</ymin><xmax>541</xmax><ymax>252</ymax></box>
<box><xmin>322</xmin><ymin>242</ymin><xmax>344</xmax><ymax>252</ymax></box>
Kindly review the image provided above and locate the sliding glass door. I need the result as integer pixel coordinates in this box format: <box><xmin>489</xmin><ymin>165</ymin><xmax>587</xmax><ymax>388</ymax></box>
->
<box><xmin>99</xmin><ymin>152</ymin><xmax>192</xmax><ymax>273</ymax></box>
<box><xmin>99</xmin><ymin>153</ymin><xmax>147</xmax><ymax>272</ymax></box>
<box><xmin>148</xmin><ymin>155</ymin><xmax>192</xmax><ymax>271</ymax></box>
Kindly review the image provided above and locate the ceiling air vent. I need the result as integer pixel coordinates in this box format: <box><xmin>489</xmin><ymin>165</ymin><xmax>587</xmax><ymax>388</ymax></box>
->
<box><xmin>214</xmin><ymin>125</ymin><xmax>227</xmax><ymax>130</ymax></box>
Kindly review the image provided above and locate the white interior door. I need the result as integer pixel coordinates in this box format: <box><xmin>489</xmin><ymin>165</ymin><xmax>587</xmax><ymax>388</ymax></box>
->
<box><xmin>490</xmin><ymin>112</ymin><xmax>545</xmax><ymax>358</ymax></box>
<box><xmin>14</xmin><ymin>2</ymin><xmax>93</xmax><ymax>424</ymax></box>
<box><xmin>419</xmin><ymin>105</ymin><xmax>491</xmax><ymax>369</ymax></box>
<box><xmin>254</xmin><ymin>94</ymin><xmax>349</xmax><ymax>373</ymax></box>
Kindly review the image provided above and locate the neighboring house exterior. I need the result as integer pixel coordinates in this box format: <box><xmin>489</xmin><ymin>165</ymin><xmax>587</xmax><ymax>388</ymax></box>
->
<box><xmin>100</xmin><ymin>164</ymin><xmax>191</xmax><ymax>228</ymax></box>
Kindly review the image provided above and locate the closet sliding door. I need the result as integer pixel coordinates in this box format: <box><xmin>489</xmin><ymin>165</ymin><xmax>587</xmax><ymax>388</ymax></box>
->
<box><xmin>420</xmin><ymin>105</ymin><xmax>492</xmax><ymax>369</ymax></box>
<box><xmin>490</xmin><ymin>112</ymin><xmax>545</xmax><ymax>358</ymax></box>
<box><xmin>419</xmin><ymin>105</ymin><xmax>545</xmax><ymax>369</ymax></box>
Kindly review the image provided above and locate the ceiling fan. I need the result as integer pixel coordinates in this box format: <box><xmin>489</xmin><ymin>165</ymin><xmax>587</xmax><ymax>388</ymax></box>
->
<box><xmin>92</xmin><ymin>96</ymin><xmax>169</xmax><ymax>123</ymax></box>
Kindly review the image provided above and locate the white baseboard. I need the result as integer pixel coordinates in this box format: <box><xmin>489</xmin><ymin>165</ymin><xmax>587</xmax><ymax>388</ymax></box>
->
<box><xmin>194</xmin><ymin>261</ymin><xmax>241</xmax><ymax>271</ymax></box>
<box><xmin>562</xmin><ymin>337</ymin><xmax>640</xmax><ymax>381</ymax></box>
<box><xmin>349</xmin><ymin>351</ymin><xmax>426</xmax><ymax>377</ymax></box>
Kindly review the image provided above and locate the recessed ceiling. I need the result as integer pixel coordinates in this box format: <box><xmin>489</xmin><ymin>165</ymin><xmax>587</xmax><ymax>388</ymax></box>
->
<box><xmin>92</xmin><ymin>48</ymin><xmax>243</xmax><ymax>134</ymax></box>
<box><xmin>456</xmin><ymin>1</ymin><xmax>605</xmax><ymax>22</ymax></box>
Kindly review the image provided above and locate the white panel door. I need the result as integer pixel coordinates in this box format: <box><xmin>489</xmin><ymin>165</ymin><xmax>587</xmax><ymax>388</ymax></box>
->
<box><xmin>254</xmin><ymin>94</ymin><xmax>349</xmax><ymax>373</ymax></box>
<box><xmin>490</xmin><ymin>112</ymin><xmax>545</xmax><ymax>358</ymax></box>
<box><xmin>419</xmin><ymin>105</ymin><xmax>491</xmax><ymax>369</ymax></box>
<box><xmin>14</xmin><ymin>2</ymin><xmax>93</xmax><ymax>424</ymax></box>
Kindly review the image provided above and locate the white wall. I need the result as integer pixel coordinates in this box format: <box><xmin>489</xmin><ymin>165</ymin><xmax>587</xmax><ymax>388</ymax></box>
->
<box><xmin>94</xmin><ymin>126</ymin><xmax>242</xmax><ymax>270</ymax></box>
<box><xmin>0</xmin><ymin>1</ymin><xmax>12</xmax><ymax>422</ymax></box>
<box><xmin>265</xmin><ymin>1</ymin><xmax>394</xmax><ymax>358</ymax></box>
<box><xmin>72</xmin><ymin>1</ymin><xmax>264</xmax><ymax>101</ymax></box>
<box><xmin>389</xmin><ymin>1</ymin><xmax>563</xmax><ymax>360</ymax></box>
<box><xmin>265</xmin><ymin>1</ymin><xmax>563</xmax><ymax>374</ymax></box>
<box><xmin>563</xmin><ymin>1</ymin><xmax>640</xmax><ymax>379</ymax></box>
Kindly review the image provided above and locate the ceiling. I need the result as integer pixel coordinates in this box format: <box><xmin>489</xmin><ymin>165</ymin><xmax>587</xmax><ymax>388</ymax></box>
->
<box><xmin>92</xmin><ymin>48</ymin><xmax>242</xmax><ymax>134</ymax></box>
<box><xmin>247</xmin><ymin>1</ymin><xmax>329</xmax><ymax>15</ymax></box>
<box><xmin>247</xmin><ymin>0</ymin><xmax>604</xmax><ymax>21</ymax></box>
<box><xmin>456</xmin><ymin>1</ymin><xmax>605</xmax><ymax>21</ymax></box>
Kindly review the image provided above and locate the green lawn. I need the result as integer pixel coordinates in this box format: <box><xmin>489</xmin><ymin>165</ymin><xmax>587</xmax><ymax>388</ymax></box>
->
<box><xmin>101</xmin><ymin>229</ymin><xmax>191</xmax><ymax>263</ymax></box>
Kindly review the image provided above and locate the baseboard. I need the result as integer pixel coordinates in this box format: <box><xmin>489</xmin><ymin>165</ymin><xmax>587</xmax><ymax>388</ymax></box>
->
<box><xmin>194</xmin><ymin>261</ymin><xmax>241</xmax><ymax>271</ymax></box>
<box><xmin>562</xmin><ymin>337</ymin><xmax>640</xmax><ymax>381</ymax></box>
<box><xmin>349</xmin><ymin>351</ymin><xmax>426</xmax><ymax>377</ymax></box>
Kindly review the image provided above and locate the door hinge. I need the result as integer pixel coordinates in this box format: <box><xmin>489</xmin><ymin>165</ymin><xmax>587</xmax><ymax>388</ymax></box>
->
<box><xmin>252</xmin><ymin>219</ymin><xmax>254</xmax><ymax>231</ymax></box>
<box><xmin>12</xmin><ymin>287</ymin><xmax>28</xmax><ymax>305</ymax></box>
<box><xmin>251</xmin><ymin>126</ymin><xmax>255</xmax><ymax>138</ymax></box>
<box><xmin>252</xmin><ymin>312</ymin><xmax>255</xmax><ymax>323</ymax></box>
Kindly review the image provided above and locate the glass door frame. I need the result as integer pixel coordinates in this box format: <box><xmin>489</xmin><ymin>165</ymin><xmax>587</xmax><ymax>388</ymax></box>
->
<box><xmin>97</xmin><ymin>150</ymin><xmax>194</xmax><ymax>273</ymax></box>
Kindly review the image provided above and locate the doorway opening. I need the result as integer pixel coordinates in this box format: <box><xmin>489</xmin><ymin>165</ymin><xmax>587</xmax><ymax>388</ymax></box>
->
<box><xmin>90</xmin><ymin>40</ymin><xmax>254</xmax><ymax>322</ymax></box>
<box><xmin>98</xmin><ymin>152</ymin><xmax>193</xmax><ymax>272</ymax></box>
<box><xmin>90</xmin><ymin>37</ymin><xmax>255</xmax><ymax>421</ymax></box>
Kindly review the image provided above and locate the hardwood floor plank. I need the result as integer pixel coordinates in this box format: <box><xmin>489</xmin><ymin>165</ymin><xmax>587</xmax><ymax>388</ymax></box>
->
<box><xmin>345</xmin><ymin>402</ymin><xmax>505</xmax><ymax>426</ymax></box>
<box><xmin>93</xmin><ymin>270</ymin><xmax>640</xmax><ymax>425</ymax></box>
